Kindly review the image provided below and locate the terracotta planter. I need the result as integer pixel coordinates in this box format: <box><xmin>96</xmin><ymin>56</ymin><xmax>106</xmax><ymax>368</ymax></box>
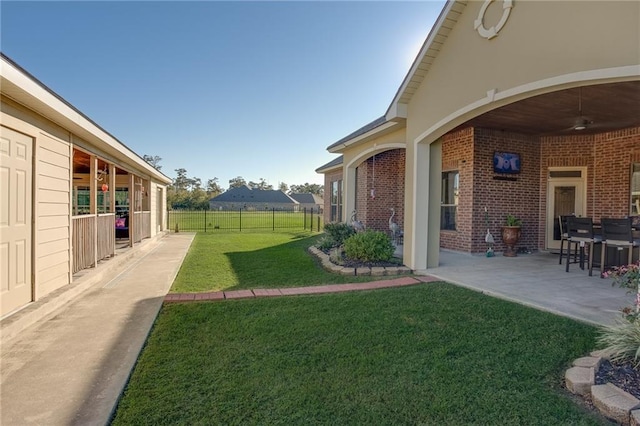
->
<box><xmin>501</xmin><ymin>226</ymin><xmax>521</xmax><ymax>257</ymax></box>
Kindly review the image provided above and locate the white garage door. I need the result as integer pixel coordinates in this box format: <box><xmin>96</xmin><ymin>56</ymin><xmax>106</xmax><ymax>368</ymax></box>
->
<box><xmin>1</xmin><ymin>126</ymin><xmax>33</xmax><ymax>317</ymax></box>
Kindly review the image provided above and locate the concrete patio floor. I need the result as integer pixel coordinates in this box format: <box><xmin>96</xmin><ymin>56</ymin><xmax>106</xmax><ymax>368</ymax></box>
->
<box><xmin>419</xmin><ymin>250</ymin><xmax>635</xmax><ymax>326</ymax></box>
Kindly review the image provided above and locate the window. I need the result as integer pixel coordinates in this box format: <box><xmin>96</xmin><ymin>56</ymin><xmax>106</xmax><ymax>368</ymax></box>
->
<box><xmin>330</xmin><ymin>179</ymin><xmax>343</xmax><ymax>222</ymax></box>
<box><xmin>632</xmin><ymin>164</ymin><xmax>640</xmax><ymax>215</ymax></box>
<box><xmin>441</xmin><ymin>171</ymin><xmax>459</xmax><ymax>230</ymax></box>
<box><xmin>72</xmin><ymin>186</ymin><xmax>112</xmax><ymax>215</ymax></box>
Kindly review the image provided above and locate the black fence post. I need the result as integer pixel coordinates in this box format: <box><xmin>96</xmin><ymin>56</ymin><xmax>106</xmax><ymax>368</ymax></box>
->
<box><xmin>239</xmin><ymin>207</ymin><xmax>242</xmax><ymax>232</ymax></box>
<box><xmin>311</xmin><ymin>207</ymin><xmax>315</xmax><ymax>232</ymax></box>
<box><xmin>272</xmin><ymin>208</ymin><xmax>275</xmax><ymax>231</ymax></box>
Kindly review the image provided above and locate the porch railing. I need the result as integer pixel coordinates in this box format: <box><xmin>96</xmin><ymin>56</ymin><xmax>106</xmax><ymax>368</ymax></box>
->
<box><xmin>133</xmin><ymin>211</ymin><xmax>151</xmax><ymax>243</ymax></box>
<box><xmin>72</xmin><ymin>213</ymin><xmax>116</xmax><ymax>274</ymax></box>
<box><xmin>97</xmin><ymin>213</ymin><xmax>116</xmax><ymax>260</ymax></box>
<box><xmin>72</xmin><ymin>215</ymin><xmax>96</xmax><ymax>274</ymax></box>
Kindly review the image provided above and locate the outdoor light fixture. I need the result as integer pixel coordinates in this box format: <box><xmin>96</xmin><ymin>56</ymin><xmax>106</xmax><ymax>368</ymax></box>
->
<box><xmin>574</xmin><ymin>118</ymin><xmax>588</xmax><ymax>131</ymax></box>
<box><xmin>95</xmin><ymin>166</ymin><xmax>108</xmax><ymax>181</ymax></box>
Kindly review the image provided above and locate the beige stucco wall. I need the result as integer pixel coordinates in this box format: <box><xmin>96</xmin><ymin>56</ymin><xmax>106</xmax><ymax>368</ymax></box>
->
<box><xmin>405</xmin><ymin>1</ymin><xmax>640</xmax><ymax>145</ymax></box>
<box><xmin>401</xmin><ymin>0</ymin><xmax>639</xmax><ymax>270</ymax></box>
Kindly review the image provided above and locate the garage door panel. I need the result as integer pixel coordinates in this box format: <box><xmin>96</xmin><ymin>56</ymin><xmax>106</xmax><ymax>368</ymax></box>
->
<box><xmin>16</xmin><ymin>169</ymin><xmax>26</xmax><ymax>225</ymax></box>
<box><xmin>1</xmin><ymin>166</ymin><xmax>8</xmax><ymax>226</ymax></box>
<box><xmin>1</xmin><ymin>242</ymin><xmax>9</xmax><ymax>292</ymax></box>
<box><xmin>15</xmin><ymin>239</ymin><xmax>27</xmax><ymax>286</ymax></box>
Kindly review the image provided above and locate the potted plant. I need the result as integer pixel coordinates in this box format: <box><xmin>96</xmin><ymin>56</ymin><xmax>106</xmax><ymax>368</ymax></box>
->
<box><xmin>502</xmin><ymin>214</ymin><xmax>522</xmax><ymax>257</ymax></box>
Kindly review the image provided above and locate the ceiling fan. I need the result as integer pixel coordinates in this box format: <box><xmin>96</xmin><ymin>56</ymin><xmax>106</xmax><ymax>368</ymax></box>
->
<box><xmin>572</xmin><ymin>87</ymin><xmax>592</xmax><ymax>131</ymax></box>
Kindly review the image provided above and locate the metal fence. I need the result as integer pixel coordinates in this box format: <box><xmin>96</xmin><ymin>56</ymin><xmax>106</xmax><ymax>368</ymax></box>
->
<box><xmin>167</xmin><ymin>207</ymin><xmax>323</xmax><ymax>232</ymax></box>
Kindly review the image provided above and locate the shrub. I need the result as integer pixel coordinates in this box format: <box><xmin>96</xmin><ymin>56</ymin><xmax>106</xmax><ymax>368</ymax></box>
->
<box><xmin>315</xmin><ymin>235</ymin><xmax>337</xmax><ymax>252</ymax></box>
<box><xmin>343</xmin><ymin>230</ymin><xmax>394</xmax><ymax>263</ymax></box>
<box><xmin>323</xmin><ymin>222</ymin><xmax>356</xmax><ymax>247</ymax></box>
<box><xmin>597</xmin><ymin>320</ymin><xmax>640</xmax><ymax>367</ymax></box>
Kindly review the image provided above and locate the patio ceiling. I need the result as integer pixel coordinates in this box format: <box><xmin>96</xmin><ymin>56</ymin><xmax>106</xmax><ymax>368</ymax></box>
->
<box><xmin>73</xmin><ymin>150</ymin><xmax>128</xmax><ymax>175</ymax></box>
<box><xmin>453</xmin><ymin>81</ymin><xmax>640</xmax><ymax>136</ymax></box>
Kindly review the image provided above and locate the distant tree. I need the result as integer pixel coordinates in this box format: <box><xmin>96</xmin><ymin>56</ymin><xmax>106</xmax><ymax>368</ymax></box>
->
<box><xmin>142</xmin><ymin>155</ymin><xmax>162</xmax><ymax>171</ymax></box>
<box><xmin>206</xmin><ymin>178</ymin><xmax>223</xmax><ymax>197</ymax></box>
<box><xmin>167</xmin><ymin>168</ymin><xmax>212</xmax><ymax>209</ymax></box>
<box><xmin>278</xmin><ymin>182</ymin><xmax>289</xmax><ymax>193</ymax></box>
<box><xmin>173</xmin><ymin>168</ymin><xmax>191</xmax><ymax>191</ymax></box>
<box><xmin>191</xmin><ymin>177</ymin><xmax>202</xmax><ymax>191</ymax></box>
<box><xmin>228</xmin><ymin>176</ymin><xmax>247</xmax><ymax>189</ymax></box>
<box><xmin>289</xmin><ymin>183</ymin><xmax>323</xmax><ymax>196</ymax></box>
<box><xmin>248</xmin><ymin>178</ymin><xmax>273</xmax><ymax>191</ymax></box>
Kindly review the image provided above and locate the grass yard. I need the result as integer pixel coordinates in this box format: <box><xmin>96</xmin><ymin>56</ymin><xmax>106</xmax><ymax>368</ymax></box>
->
<box><xmin>171</xmin><ymin>232</ymin><xmax>390</xmax><ymax>292</ymax></box>
<box><xmin>112</xmin><ymin>284</ymin><xmax>606</xmax><ymax>425</ymax></box>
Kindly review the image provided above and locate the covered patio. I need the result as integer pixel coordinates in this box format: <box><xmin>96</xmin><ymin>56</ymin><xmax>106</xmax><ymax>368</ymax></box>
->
<box><xmin>423</xmin><ymin>250</ymin><xmax>635</xmax><ymax>326</ymax></box>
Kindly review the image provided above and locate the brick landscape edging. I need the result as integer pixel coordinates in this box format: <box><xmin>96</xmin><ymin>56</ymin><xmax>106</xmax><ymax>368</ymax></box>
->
<box><xmin>565</xmin><ymin>351</ymin><xmax>640</xmax><ymax>425</ymax></box>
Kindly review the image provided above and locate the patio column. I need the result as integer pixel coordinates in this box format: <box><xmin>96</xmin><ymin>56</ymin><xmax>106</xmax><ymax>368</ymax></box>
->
<box><xmin>406</xmin><ymin>140</ymin><xmax>442</xmax><ymax>270</ymax></box>
<box><xmin>90</xmin><ymin>155</ymin><xmax>98</xmax><ymax>268</ymax></box>
<box><xmin>426</xmin><ymin>141</ymin><xmax>442</xmax><ymax>268</ymax></box>
<box><xmin>128</xmin><ymin>173</ymin><xmax>135</xmax><ymax>247</ymax></box>
<box><xmin>109</xmin><ymin>163</ymin><xmax>116</xmax><ymax>256</ymax></box>
<box><xmin>108</xmin><ymin>163</ymin><xmax>116</xmax><ymax>213</ymax></box>
<box><xmin>343</xmin><ymin>165</ymin><xmax>356</xmax><ymax>224</ymax></box>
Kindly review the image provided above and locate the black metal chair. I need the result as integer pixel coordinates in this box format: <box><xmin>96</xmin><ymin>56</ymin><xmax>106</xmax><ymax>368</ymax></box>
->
<box><xmin>558</xmin><ymin>215</ymin><xmax>578</xmax><ymax>265</ymax></box>
<box><xmin>600</xmin><ymin>217</ymin><xmax>640</xmax><ymax>276</ymax></box>
<box><xmin>565</xmin><ymin>217</ymin><xmax>602</xmax><ymax>276</ymax></box>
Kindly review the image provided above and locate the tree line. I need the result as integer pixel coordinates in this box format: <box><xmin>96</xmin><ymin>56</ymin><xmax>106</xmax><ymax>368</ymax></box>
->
<box><xmin>143</xmin><ymin>155</ymin><xmax>323</xmax><ymax>210</ymax></box>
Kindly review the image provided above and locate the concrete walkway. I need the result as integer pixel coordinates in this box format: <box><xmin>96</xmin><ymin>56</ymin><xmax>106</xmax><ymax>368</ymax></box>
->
<box><xmin>1</xmin><ymin>234</ymin><xmax>634</xmax><ymax>426</ymax></box>
<box><xmin>1</xmin><ymin>232</ymin><xmax>195</xmax><ymax>426</ymax></box>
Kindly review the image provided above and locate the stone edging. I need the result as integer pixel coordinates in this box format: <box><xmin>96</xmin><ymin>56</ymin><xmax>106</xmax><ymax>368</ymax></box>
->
<box><xmin>565</xmin><ymin>350</ymin><xmax>640</xmax><ymax>425</ymax></box>
<box><xmin>307</xmin><ymin>246</ymin><xmax>412</xmax><ymax>276</ymax></box>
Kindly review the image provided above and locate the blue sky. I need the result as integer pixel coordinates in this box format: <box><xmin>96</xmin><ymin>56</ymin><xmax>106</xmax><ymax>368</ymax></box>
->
<box><xmin>2</xmin><ymin>1</ymin><xmax>444</xmax><ymax>190</ymax></box>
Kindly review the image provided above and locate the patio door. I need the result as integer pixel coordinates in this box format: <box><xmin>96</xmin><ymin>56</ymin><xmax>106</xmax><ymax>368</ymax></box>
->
<box><xmin>546</xmin><ymin>168</ymin><xmax>587</xmax><ymax>251</ymax></box>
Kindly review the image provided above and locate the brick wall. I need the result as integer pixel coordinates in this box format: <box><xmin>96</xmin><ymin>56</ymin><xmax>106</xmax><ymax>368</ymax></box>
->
<box><xmin>440</xmin><ymin>128</ymin><xmax>540</xmax><ymax>253</ymax></box>
<box><xmin>321</xmin><ymin>127</ymin><xmax>639</xmax><ymax>253</ymax></box>
<box><xmin>439</xmin><ymin>126</ymin><xmax>639</xmax><ymax>254</ymax></box>
<box><xmin>541</xmin><ymin>127</ymin><xmax>640</xmax><ymax>221</ymax></box>
<box><xmin>473</xmin><ymin>128</ymin><xmax>541</xmax><ymax>253</ymax></box>
<box><xmin>441</xmin><ymin>128</ymin><xmax>474</xmax><ymax>251</ymax></box>
<box><xmin>354</xmin><ymin>149</ymin><xmax>406</xmax><ymax>234</ymax></box>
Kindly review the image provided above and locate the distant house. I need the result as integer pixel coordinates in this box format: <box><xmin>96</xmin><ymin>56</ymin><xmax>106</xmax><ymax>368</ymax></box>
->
<box><xmin>209</xmin><ymin>185</ymin><xmax>299</xmax><ymax>211</ymax></box>
<box><xmin>289</xmin><ymin>193</ymin><xmax>323</xmax><ymax>213</ymax></box>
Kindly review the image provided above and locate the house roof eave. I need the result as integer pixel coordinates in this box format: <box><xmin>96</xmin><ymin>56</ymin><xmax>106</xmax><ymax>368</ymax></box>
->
<box><xmin>385</xmin><ymin>0</ymin><xmax>466</xmax><ymax>121</ymax></box>
<box><xmin>326</xmin><ymin>118</ymin><xmax>405</xmax><ymax>154</ymax></box>
<box><xmin>0</xmin><ymin>53</ymin><xmax>172</xmax><ymax>184</ymax></box>
<box><xmin>315</xmin><ymin>155</ymin><xmax>344</xmax><ymax>174</ymax></box>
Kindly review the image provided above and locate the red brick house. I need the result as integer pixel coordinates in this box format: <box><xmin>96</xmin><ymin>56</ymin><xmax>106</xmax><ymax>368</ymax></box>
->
<box><xmin>317</xmin><ymin>1</ymin><xmax>640</xmax><ymax>272</ymax></box>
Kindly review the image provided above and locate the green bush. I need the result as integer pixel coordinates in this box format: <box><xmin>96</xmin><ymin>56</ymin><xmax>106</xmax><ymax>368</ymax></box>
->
<box><xmin>323</xmin><ymin>222</ymin><xmax>356</xmax><ymax>247</ymax></box>
<box><xmin>597</xmin><ymin>319</ymin><xmax>640</xmax><ymax>367</ymax></box>
<box><xmin>343</xmin><ymin>230</ymin><xmax>394</xmax><ymax>263</ymax></box>
<box><xmin>315</xmin><ymin>235</ymin><xmax>337</xmax><ymax>251</ymax></box>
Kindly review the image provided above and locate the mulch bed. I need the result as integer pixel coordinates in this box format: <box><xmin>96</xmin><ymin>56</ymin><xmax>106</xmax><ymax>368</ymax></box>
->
<box><xmin>595</xmin><ymin>359</ymin><xmax>640</xmax><ymax>399</ymax></box>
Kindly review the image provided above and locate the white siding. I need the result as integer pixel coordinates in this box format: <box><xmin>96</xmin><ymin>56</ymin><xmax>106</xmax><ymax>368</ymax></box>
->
<box><xmin>36</xmin><ymin>133</ymin><xmax>71</xmax><ymax>296</ymax></box>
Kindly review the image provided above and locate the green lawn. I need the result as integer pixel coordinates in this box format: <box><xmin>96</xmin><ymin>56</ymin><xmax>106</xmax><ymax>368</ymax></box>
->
<box><xmin>168</xmin><ymin>210</ymin><xmax>323</xmax><ymax>232</ymax></box>
<box><xmin>171</xmin><ymin>232</ymin><xmax>392</xmax><ymax>292</ymax></box>
<box><xmin>112</xmin><ymin>284</ymin><xmax>605</xmax><ymax>425</ymax></box>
